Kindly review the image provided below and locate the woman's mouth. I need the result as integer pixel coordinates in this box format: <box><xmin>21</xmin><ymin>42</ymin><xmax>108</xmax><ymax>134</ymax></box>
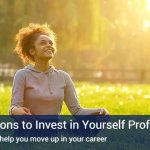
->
<box><xmin>46</xmin><ymin>48</ymin><xmax>54</xmax><ymax>54</ymax></box>
<box><xmin>47</xmin><ymin>50</ymin><xmax>52</xmax><ymax>53</ymax></box>
<box><xmin>45</xmin><ymin>49</ymin><xmax>53</xmax><ymax>54</ymax></box>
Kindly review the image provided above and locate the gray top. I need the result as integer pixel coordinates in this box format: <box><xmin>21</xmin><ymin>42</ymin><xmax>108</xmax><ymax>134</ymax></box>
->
<box><xmin>11</xmin><ymin>65</ymin><xmax>101</xmax><ymax>115</ymax></box>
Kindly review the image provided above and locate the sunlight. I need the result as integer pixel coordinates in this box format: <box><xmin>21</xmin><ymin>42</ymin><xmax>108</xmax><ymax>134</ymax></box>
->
<box><xmin>128</xmin><ymin>95</ymin><xmax>134</xmax><ymax>100</ymax></box>
<box><xmin>0</xmin><ymin>83</ymin><xmax>5</xmax><ymax>93</ymax></box>
<box><xmin>95</xmin><ymin>85</ymin><xmax>100</xmax><ymax>93</ymax></box>
<box><xmin>108</xmin><ymin>86</ymin><xmax>115</xmax><ymax>92</ymax></box>
<box><xmin>144</xmin><ymin>94</ymin><xmax>150</xmax><ymax>99</ymax></box>
<box><xmin>119</xmin><ymin>101</ymin><xmax>124</xmax><ymax>106</ymax></box>
<box><xmin>137</xmin><ymin>89</ymin><xmax>143</xmax><ymax>95</ymax></box>
<box><xmin>143</xmin><ymin>20</ymin><xmax>150</xmax><ymax>28</ymax></box>
<box><xmin>143</xmin><ymin>20</ymin><xmax>150</xmax><ymax>31</ymax></box>
<box><xmin>145</xmin><ymin>0</ymin><xmax>150</xmax><ymax>11</ymax></box>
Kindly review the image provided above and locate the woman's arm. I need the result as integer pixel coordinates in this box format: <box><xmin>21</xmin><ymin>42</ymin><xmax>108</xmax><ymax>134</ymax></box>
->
<box><xmin>9</xmin><ymin>70</ymin><xmax>31</xmax><ymax>115</ymax></box>
<box><xmin>63</xmin><ymin>72</ymin><xmax>109</xmax><ymax>115</ymax></box>
<box><xmin>9</xmin><ymin>106</ymin><xmax>31</xmax><ymax>115</ymax></box>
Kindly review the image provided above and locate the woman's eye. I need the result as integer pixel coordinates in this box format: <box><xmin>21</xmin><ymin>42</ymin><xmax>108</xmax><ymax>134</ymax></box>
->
<box><xmin>49</xmin><ymin>41</ymin><xmax>53</xmax><ymax>46</ymax></box>
<box><xmin>39</xmin><ymin>40</ymin><xmax>53</xmax><ymax>46</ymax></box>
<box><xmin>40</xmin><ymin>42</ymin><xmax>46</xmax><ymax>45</ymax></box>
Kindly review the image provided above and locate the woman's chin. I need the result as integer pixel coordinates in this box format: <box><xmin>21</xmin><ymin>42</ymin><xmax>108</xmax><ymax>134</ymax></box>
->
<box><xmin>45</xmin><ymin>54</ymin><xmax>53</xmax><ymax>60</ymax></box>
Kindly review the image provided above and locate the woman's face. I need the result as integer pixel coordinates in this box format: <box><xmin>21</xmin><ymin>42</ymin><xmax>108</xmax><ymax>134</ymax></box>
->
<box><xmin>30</xmin><ymin>34</ymin><xmax>55</xmax><ymax>61</ymax></box>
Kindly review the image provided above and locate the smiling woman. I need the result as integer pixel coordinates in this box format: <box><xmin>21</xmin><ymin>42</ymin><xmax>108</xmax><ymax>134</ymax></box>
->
<box><xmin>15</xmin><ymin>23</ymin><xmax>56</xmax><ymax>65</ymax></box>
<box><xmin>9</xmin><ymin>23</ymin><xmax>109</xmax><ymax>116</ymax></box>
<box><xmin>30</xmin><ymin>35</ymin><xmax>55</xmax><ymax>60</ymax></box>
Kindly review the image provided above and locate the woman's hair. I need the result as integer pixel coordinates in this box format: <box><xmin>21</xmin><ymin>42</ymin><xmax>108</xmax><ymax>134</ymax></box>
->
<box><xmin>15</xmin><ymin>23</ymin><xmax>56</xmax><ymax>64</ymax></box>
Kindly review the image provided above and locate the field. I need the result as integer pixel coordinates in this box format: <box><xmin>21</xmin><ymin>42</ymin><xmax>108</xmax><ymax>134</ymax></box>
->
<box><xmin>0</xmin><ymin>82</ymin><xmax>150</xmax><ymax>115</ymax></box>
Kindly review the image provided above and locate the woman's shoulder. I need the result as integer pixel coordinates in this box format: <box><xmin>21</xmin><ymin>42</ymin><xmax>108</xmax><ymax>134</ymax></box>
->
<box><xmin>14</xmin><ymin>67</ymin><xmax>28</xmax><ymax>78</ymax></box>
<box><xmin>55</xmin><ymin>69</ymin><xmax>74</xmax><ymax>85</ymax></box>
<box><xmin>54</xmin><ymin>69</ymin><xmax>72</xmax><ymax>82</ymax></box>
<box><xmin>55</xmin><ymin>69</ymin><xmax>70</xmax><ymax>77</ymax></box>
<box><xmin>15</xmin><ymin>64</ymin><xmax>37</xmax><ymax>76</ymax></box>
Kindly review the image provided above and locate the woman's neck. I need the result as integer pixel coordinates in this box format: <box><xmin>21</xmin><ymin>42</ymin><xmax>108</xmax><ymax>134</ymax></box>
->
<box><xmin>34</xmin><ymin>60</ymin><xmax>50</xmax><ymax>72</ymax></box>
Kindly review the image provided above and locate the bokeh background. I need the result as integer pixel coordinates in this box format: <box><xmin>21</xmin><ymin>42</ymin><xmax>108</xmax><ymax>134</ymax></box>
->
<box><xmin>0</xmin><ymin>0</ymin><xmax>150</xmax><ymax>114</ymax></box>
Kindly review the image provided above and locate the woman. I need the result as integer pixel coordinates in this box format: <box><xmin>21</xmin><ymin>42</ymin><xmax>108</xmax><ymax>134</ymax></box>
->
<box><xmin>9</xmin><ymin>23</ymin><xmax>109</xmax><ymax>116</ymax></box>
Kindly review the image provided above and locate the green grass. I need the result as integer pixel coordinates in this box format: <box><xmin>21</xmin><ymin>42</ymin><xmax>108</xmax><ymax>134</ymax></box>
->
<box><xmin>0</xmin><ymin>82</ymin><xmax>150</xmax><ymax>115</ymax></box>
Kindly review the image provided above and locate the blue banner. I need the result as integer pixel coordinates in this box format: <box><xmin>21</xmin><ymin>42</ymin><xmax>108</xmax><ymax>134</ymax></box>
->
<box><xmin>0</xmin><ymin>115</ymin><xmax>149</xmax><ymax>150</ymax></box>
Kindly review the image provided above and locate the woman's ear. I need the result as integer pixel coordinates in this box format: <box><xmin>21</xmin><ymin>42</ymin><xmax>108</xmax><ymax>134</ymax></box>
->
<box><xmin>29</xmin><ymin>49</ymin><xmax>35</xmax><ymax>56</ymax></box>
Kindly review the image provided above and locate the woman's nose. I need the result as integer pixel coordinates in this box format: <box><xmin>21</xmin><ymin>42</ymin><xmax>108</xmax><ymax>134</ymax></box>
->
<box><xmin>46</xmin><ymin>42</ymin><xmax>52</xmax><ymax>47</ymax></box>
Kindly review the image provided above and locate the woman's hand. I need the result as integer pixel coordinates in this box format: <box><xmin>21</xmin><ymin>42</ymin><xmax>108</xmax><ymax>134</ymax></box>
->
<box><xmin>10</xmin><ymin>106</ymin><xmax>32</xmax><ymax>115</ymax></box>
<box><xmin>91</xmin><ymin>108</ymin><xmax>109</xmax><ymax>115</ymax></box>
<box><xmin>99</xmin><ymin>108</ymin><xmax>109</xmax><ymax>115</ymax></box>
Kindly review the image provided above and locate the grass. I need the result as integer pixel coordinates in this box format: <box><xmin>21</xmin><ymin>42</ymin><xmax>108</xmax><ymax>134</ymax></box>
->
<box><xmin>0</xmin><ymin>82</ymin><xmax>150</xmax><ymax>115</ymax></box>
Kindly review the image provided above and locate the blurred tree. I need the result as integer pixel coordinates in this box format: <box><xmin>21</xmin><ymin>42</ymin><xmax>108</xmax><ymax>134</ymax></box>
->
<box><xmin>0</xmin><ymin>0</ymin><xmax>150</xmax><ymax>81</ymax></box>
